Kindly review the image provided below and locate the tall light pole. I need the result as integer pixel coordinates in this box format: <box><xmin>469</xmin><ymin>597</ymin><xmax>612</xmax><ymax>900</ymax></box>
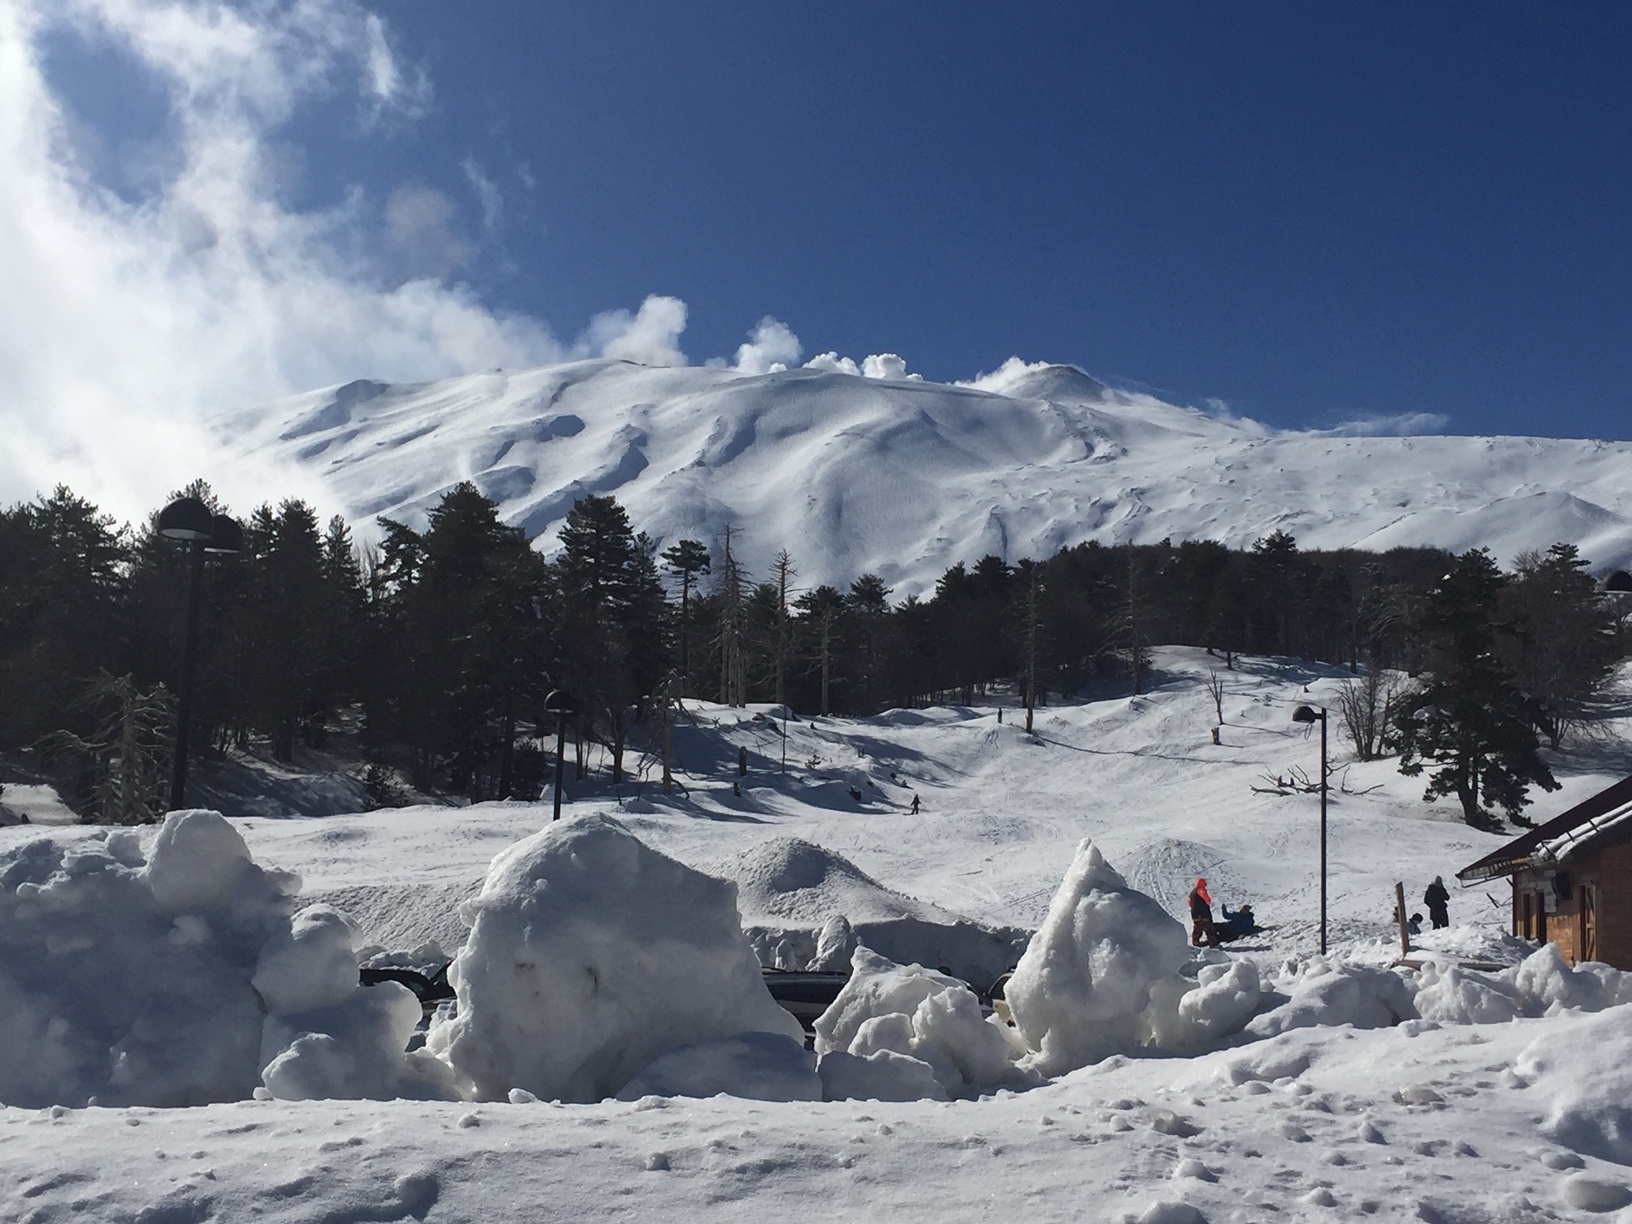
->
<box><xmin>544</xmin><ymin>689</ymin><xmax>576</xmax><ymax>821</ymax></box>
<box><xmin>158</xmin><ymin>498</ymin><xmax>241</xmax><ymax>811</ymax></box>
<box><xmin>1293</xmin><ymin>703</ymin><xmax>1329</xmax><ymax>955</ymax></box>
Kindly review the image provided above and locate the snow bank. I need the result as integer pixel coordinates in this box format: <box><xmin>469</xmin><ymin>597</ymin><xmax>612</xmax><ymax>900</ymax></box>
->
<box><xmin>428</xmin><ymin>813</ymin><xmax>804</xmax><ymax>1103</ymax></box>
<box><xmin>1005</xmin><ymin>841</ymin><xmax>1224</xmax><ymax>1074</ymax></box>
<box><xmin>813</xmin><ymin>945</ymin><xmax>1029</xmax><ymax>1099</ymax></box>
<box><xmin>616</xmin><ymin>1032</ymin><xmax>821</xmax><ymax>1102</ymax></box>
<box><xmin>0</xmin><ymin>811</ymin><xmax>448</xmax><ymax>1108</ymax></box>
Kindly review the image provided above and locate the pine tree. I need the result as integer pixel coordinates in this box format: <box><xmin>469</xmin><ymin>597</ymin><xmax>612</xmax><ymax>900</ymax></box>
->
<box><xmin>1386</xmin><ymin>548</ymin><xmax>1559</xmax><ymax>829</ymax></box>
<box><xmin>796</xmin><ymin>585</ymin><xmax>844</xmax><ymax>715</ymax></box>
<box><xmin>716</xmin><ymin>527</ymin><xmax>747</xmax><ymax>706</ymax></box>
<box><xmin>1503</xmin><ymin>543</ymin><xmax>1619</xmax><ymax>748</ymax></box>
<box><xmin>661</xmin><ymin>539</ymin><xmax>710</xmax><ymax>694</ymax></box>
<box><xmin>555</xmin><ymin>497</ymin><xmax>670</xmax><ymax>782</ymax></box>
<box><xmin>771</xmin><ymin>549</ymin><xmax>797</xmax><ymax>707</ymax></box>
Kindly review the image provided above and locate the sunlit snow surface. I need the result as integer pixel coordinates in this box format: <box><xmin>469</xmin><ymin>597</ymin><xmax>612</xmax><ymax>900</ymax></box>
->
<box><xmin>8</xmin><ymin>649</ymin><xmax>1632</xmax><ymax>1221</ymax></box>
<box><xmin>219</xmin><ymin>360</ymin><xmax>1632</xmax><ymax>592</ymax></box>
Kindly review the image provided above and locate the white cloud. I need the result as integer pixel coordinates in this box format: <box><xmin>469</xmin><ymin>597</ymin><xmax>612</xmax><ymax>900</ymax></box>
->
<box><xmin>1315</xmin><ymin>412</ymin><xmax>1452</xmax><ymax>437</ymax></box>
<box><xmin>804</xmin><ymin>352</ymin><xmax>862</xmax><ymax>376</ymax></box>
<box><xmin>960</xmin><ymin>356</ymin><xmax>1052</xmax><ymax>394</ymax></box>
<box><xmin>462</xmin><ymin>157</ymin><xmax>503</xmax><ymax>238</ymax></box>
<box><xmin>803</xmin><ymin>351</ymin><xmax>918</xmax><ymax>380</ymax></box>
<box><xmin>0</xmin><ymin>0</ymin><xmax>695</xmax><ymax>520</ymax></box>
<box><xmin>860</xmin><ymin>353</ymin><xmax>910</xmax><ymax>381</ymax></box>
<box><xmin>584</xmin><ymin>295</ymin><xmax>689</xmax><ymax>367</ymax></box>
<box><xmin>383</xmin><ymin>184</ymin><xmax>471</xmax><ymax>280</ymax></box>
<box><xmin>733</xmin><ymin>316</ymin><xmax>801</xmax><ymax>375</ymax></box>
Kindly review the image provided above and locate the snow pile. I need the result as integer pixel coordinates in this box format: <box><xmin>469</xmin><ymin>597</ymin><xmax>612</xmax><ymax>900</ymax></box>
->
<box><xmin>1513</xmin><ymin>1007</ymin><xmax>1632</xmax><ymax>1166</ymax></box>
<box><xmin>427</xmin><ymin>813</ymin><xmax>804</xmax><ymax>1103</ymax></box>
<box><xmin>812</xmin><ymin>945</ymin><xmax>1029</xmax><ymax>1100</ymax></box>
<box><xmin>1004</xmin><ymin>840</ymin><xmax>1262</xmax><ymax>1075</ymax></box>
<box><xmin>711</xmin><ymin>835</ymin><xmax>1027</xmax><ymax>988</ymax></box>
<box><xmin>1413</xmin><ymin>943</ymin><xmax>1632</xmax><ymax>1026</ymax></box>
<box><xmin>1146</xmin><ymin>958</ymin><xmax>1266</xmax><ymax>1051</ymax></box>
<box><xmin>615</xmin><ymin>1032</ymin><xmax>820</xmax><ymax>1102</ymax></box>
<box><xmin>1247</xmin><ymin>958</ymin><xmax>1418</xmax><ymax>1037</ymax></box>
<box><xmin>0</xmin><ymin>810</ymin><xmax>448</xmax><ymax>1108</ymax></box>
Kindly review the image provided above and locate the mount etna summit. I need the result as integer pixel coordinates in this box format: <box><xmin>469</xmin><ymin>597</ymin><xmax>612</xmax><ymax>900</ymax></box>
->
<box><xmin>223</xmin><ymin>357</ymin><xmax>1632</xmax><ymax>590</ymax></box>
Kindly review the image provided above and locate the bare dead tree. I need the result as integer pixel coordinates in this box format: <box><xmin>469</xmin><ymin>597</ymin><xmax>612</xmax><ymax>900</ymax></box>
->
<box><xmin>1336</xmin><ymin>668</ymin><xmax>1402</xmax><ymax>761</ymax></box>
<box><xmin>40</xmin><ymin>672</ymin><xmax>175</xmax><ymax>825</ymax></box>
<box><xmin>1252</xmin><ymin>764</ymin><xmax>1381</xmax><ymax>797</ymax></box>
<box><xmin>1204</xmin><ymin>667</ymin><xmax>1227</xmax><ymax>745</ymax></box>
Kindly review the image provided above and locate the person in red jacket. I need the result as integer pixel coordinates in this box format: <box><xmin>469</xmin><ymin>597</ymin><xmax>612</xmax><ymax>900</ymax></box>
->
<box><xmin>1188</xmin><ymin>877</ymin><xmax>1220</xmax><ymax>948</ymax></box>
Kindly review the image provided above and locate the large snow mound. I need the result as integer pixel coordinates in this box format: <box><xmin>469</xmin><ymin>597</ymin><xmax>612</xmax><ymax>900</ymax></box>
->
<box><xmin>427</xmin><ymin>813</ymin><xmax>804</xmax><ymax>1103</ymax></box>
<box><xmin>709</xmin><ymin>835</ymin><xmax>1028</xmax><ymax>988</ymax></box>
<box><xmin>0</xmin><ymin>811</ymin><xmax>450</xmax><ymax>1108</ymax></box>
<box><xmin>1004</xmin><ymin>841</ymin><xmax>1199</xmax><ymax>1074</ymax></box>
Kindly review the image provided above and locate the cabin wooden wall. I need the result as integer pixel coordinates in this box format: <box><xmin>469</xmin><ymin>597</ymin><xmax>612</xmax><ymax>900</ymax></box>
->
<box><xmin>1596</xmin><ymin>843</ymin><xmax>1632</xmax><ymax>968</ymax></box>
<box><xmin>1512</xmin><ymin>846</ymin><xmax>1632</xmax><ymax>968</ymax></box>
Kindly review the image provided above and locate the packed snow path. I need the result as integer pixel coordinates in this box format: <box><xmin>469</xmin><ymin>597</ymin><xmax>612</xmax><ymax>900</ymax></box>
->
<box><xmin>6</xmin><ymin>1010</ymin><xmax>1632</xmax><ymax>1223</ymax></box>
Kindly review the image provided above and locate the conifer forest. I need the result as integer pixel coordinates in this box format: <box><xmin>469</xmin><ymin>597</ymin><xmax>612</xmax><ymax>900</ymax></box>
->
<box><xmin>2</xmin><ymin>481</ymin><xmax>1625</xmax><ymax>827</ymax></box>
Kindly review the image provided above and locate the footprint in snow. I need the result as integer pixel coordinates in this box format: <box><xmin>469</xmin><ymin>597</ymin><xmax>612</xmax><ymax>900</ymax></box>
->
<box><xmin>1560</xmin><ymin>1174</ymin><xmax>1632</xmax><ymax>1213</ymax></box>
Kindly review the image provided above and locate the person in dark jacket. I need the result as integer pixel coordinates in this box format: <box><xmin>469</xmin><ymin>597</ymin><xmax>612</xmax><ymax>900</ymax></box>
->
<box><xmin>1188</xmin><ymin>877</ymin><xmax>1220</xmax><ymax>947</ymax></box>
<box><xmin>1217</xmin><ymin>903</ymin><xmax>1257</xmax><ymax>942</ymax></box>
<box><xmin>1424</xmin><ymin>877</ymin><xmax>1451</xmax><ymax>929</ymax></box>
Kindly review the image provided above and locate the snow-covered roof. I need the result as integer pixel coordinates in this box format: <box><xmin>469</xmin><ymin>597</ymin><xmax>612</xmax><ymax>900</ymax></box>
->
<box><xmin>1458</xmin><ymin>773</ymin><xmax>1632</xmax><ymax>882</ymax></box>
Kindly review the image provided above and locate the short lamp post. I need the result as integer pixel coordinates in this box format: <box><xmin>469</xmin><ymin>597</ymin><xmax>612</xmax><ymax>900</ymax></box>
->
<box><xmin>157</xmin><ymin>498</ymin><xmax>242</xmax><ymax>811</ymax></box>
<box><xmin>543</xmin><ymin>689</ymin><xmax>577</xmax><ymax>821</ymax></box>
<box><xmin>1292</xmin><ymin>703</ymin><xmax>1329</xmax><ymax>955</ymax></box>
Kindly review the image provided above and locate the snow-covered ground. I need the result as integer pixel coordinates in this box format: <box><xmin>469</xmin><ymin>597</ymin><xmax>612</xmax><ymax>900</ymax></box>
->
<box><xmin>7</xmin><ymin>648</ymin><xmax>1632</xmax><ymax>1222</ymax></box>
<box><xmin>218</xmin><ymin>358</ymin><xmax>1632</xmax><ymax>592</ymax></box>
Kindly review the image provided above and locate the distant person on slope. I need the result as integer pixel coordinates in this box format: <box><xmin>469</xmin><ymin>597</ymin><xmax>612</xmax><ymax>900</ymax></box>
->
<box><xmin>1188</xmin><ymin>877</ymin><xmax>1220</xmax><ymax>948</ymax></box>
<box><xmin>1424</xmin><ymin>877</ymin><xmax>1451</xmax><ymax>929</ymax></box>
<box><xmin>910</xmin><ymin>793</ymin><xmax>920</xmax><ymax>815</ymax></box>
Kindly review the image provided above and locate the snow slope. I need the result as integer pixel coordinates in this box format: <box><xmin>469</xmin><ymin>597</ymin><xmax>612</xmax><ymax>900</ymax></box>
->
<box><xmin>219</xmin><ymin>358</ymin><xmax>1632</xmax><ymax>591</ymax></box>
<box><xmin>9</xmin><ymin>651</ymin><xmax>1632</xmax><ymax>1221</ymax></box>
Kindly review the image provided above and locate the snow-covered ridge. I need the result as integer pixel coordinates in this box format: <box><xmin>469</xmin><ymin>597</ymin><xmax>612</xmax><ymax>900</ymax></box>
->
<box><xmin>218</xmin><ymin>358</ymin><xmax>1632</xmax><ymax>592</ymax></box>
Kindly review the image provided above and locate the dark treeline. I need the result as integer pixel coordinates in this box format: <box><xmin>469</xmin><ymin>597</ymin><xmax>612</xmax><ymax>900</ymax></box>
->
<box><xmin>2</xmin><ymin>481</ymin><xmax>1625</xmax><ymax>820</ymax></box>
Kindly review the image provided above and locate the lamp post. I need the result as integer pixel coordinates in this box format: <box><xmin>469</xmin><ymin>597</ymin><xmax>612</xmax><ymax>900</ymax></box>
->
<box><xmin>543</xmin><ymin>689</ymin><xmax>577</xmax><ymax>821</ymax></box>
<box><xmin>1292</xmin><ymin>703</ymin><xmax>1329</xmax><ymax>955</ymax></box>
<box><xmin>158</xmin><ymin>498</ymin><xmax>242</xmax><ymax>811</ymax></box>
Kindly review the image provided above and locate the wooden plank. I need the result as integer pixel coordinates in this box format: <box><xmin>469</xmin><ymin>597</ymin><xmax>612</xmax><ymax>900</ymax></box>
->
<box><xmin>1395</xmin><ymin>881</ymin><xmax>1410</xmax><ymax>955</ymax></box>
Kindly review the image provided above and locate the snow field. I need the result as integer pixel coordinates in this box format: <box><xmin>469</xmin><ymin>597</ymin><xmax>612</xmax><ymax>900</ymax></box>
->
<box><xmin>10</xmin><ymin>650</ymin><xmax>1632</xmax><ymax>1218</ymax></box>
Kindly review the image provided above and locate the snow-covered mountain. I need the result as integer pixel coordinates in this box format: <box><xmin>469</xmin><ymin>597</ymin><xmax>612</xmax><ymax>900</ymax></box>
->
<box><xmin>220</xmin><ymin>358</ymin><xmax>1632</xmax><ymax>592</ymax></box>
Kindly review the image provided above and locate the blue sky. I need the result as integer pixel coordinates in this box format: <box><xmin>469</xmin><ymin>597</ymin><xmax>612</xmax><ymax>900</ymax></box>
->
<box><xmin>340</xmin><ymin>3</ymin><xmax>1631</xmax><ymax>435</ymax></box>
<box><xmin>8</xmin><ymin>1</ymin><xmax>1632</xmax><ymax>515</ymax></box>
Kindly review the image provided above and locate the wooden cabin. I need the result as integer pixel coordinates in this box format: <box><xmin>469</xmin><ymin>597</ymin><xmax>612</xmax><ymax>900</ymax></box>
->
<box><xmin>1458</xmin><ymin>774</ymin><xmax>1632</xmax><ymax>968</ymax></box>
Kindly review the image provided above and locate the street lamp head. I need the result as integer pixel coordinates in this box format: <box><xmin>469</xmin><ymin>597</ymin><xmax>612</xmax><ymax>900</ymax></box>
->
<box><xmin>157</xmin><ymin>497</ymin><xmax>213</xmax><ymax>541</ymax></box>
<box><xmin>205</xmin><ymin>514</ymin><xmax>242</xmax><ymax>555</ymax></box>
<box><xmin>1292</xmin><ymin>704</ymin><xmax>1324</xmax><ymax>724</ymax></box>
